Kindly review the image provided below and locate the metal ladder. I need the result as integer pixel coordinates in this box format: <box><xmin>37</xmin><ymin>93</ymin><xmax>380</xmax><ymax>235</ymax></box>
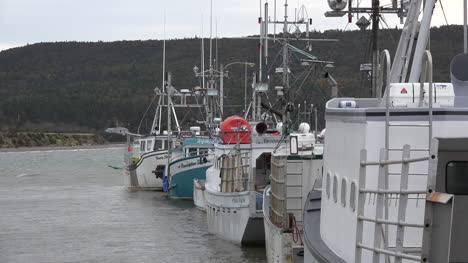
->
<box><xmin>355</xmin><ymin>50</ymin><xmax>435</xmax><ymax>262</ymax></box>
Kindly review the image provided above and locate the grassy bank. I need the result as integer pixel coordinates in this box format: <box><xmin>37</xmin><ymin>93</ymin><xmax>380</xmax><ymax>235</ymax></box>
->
<box><xmin>0</xmin><ymin>132</ymin><xmax>108</xmax><ymax>148</ymax></box>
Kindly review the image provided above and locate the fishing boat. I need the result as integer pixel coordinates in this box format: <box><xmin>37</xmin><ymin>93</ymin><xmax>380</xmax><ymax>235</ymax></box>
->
<box><xmin>167</xmin><ymin>136</ymin><xmax>216</xmax><ymax>199</ymax></box>
<box><xmin>106</xmin><ymin>127</ymin><xmax>174</xmax><ymax>190</ymax></box>
<box><xmin>125</xmin><ymin>133</ymin><xmax>178</xmax><ymax>190</ymax></box>
<box><xmin>263</xmin><ymin>123</ymin><xmax>324</xmax><ymax>262</ymax></box>
<box><xmin>109</xmin><ymin>27</ymin><xmax>218</xmax><ymax>191</ymax></box>
<box><xmin>304</xmin><ymin>0</ymin><xmax>468</xmax><ymax>262</ymax></box>
<box><xmin>202</xmin><ymin>0</ymin><xmax>337</xmax><ymax>245</ymax></box>
<box><xmin>121</xmin><ymin>70</ymin><xmax>204</xmax><ymax>190</ymax></box>
<box><xmin>204</xmin><ymin>116</ymin><xmax>283</xmax><ymax>245</ymax></box>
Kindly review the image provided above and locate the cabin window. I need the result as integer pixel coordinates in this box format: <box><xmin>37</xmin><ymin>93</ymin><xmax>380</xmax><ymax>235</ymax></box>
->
<box><xmin>350</xmin><ymin>181</ymin><xmax>357</xmax><ymax>211</ymax></box>
<box><xmin>326</xmin><ymin>172</ymin><xmax>331</xmax><ymax>199</ymax></box>
<box><xmin>188</xmin><ymin>148</ymin><xmax>198</xmax><ymax>156</ymax></box>
<box><xmin>341</xmin><ymin>177</ymin><xmax>347</xmax><ymax>207</ymax></box>
<box><xmin>199</xmin><ymin>148</ymin><xmax>209</xmax><ymax>155</ymax></box>
<box><xmin>446</xmin><ymin>161</ymin><xmax>468</xmax><ymax>194</ymax></box>
<box><xmin>146</xmin><ymin>140</ymin><xmax>153</xmax><ymax>152</ymax></box>
<box><xmin>154</xmin><ymin>140</ymin><xmax>163</xmax><ymax>150</ymax></box>
<box><xmin>140</xmin><ymin>141</ymin><xmax>146</xmax><ymax>153</ymax></box>
<box><xmin>333</xmin><ymin>174</ymin><xmax>338</xmax><ymax>203</ymax></box>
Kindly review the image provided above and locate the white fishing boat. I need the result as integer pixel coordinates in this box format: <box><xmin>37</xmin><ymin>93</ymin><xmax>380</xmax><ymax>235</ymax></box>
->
<box><xmin>263</xmin><ymin>124</ymin><xmax>324</xmax><ymax>263</ymax></box>
<box><xmin>122</xmin><ymin>71</ymin><xmax>198</xmax><ymax>190</ymax></box>
<box><xmin>204</xmin><ymin>116</ymin><xmax>283</xmax><ymax>245</ymax></box>
<box><xmin>202</xmin><ymin>0</ymin><xmax>337</xmax><ymax>245</ymax></box>
<box><xmin>125</xmin><ymin>134</ymin><xmax>178</xmax><ymax>190</ymax></box>
<box><xmin>304</xmin><ymin>0</ymin><xmax>468</xmax><ymax>262</ymax></box>
<box><xmin>110</xmin><ymin>28</ymin><xmax>219</xmax><ymax>191</ymax></box>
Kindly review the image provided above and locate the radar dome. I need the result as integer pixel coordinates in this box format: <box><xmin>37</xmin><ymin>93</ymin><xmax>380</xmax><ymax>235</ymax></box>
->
<box><xmin>298</xmin><ymin>123</ymin><xmax>311</xmax><ymax>134</ymax></box>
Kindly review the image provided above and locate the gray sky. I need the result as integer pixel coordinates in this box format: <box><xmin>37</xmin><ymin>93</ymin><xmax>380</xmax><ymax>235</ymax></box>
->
<box><xmin>0</xmin><ymin>0</ymin><xmax>465</xmax><ymax>51</ymax></box>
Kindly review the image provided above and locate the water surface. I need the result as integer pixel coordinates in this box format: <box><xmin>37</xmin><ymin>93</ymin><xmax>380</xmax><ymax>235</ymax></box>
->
<box><xmin>0</xmin><ymin>147</ymin><xmax>266</xmax><ymax>263</ymax></box>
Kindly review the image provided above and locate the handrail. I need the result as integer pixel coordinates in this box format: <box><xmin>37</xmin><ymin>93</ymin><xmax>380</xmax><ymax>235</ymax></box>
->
<box><xmin>419</xmin><ymin>50</ymin><xmax>434</xmax><ymax>147</ymax></box>
<box><xmin>380</xmin><ymin>50</ymin><xmax>392</xmax><ymax>150</ymax></box>
<box><xmin>378</xmin><ymin>50</ymin><xmax>392</xmax><ymax>99</ymax></box>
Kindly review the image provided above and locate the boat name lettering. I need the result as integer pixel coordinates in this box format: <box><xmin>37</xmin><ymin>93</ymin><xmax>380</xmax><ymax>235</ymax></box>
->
<box><xmin>156</xmin><ymin>155</ymin><xmax>169</xmax><ymax>160</ymax></box>
<box><xmin>232</xmin><ymin>197</ymin><xmax>246</xmax><ymax>203</ymax></box>
<box><xmin>179</xmin><ymin>162</ymin><xmax>198</xmax><ymax>168</ymax></box>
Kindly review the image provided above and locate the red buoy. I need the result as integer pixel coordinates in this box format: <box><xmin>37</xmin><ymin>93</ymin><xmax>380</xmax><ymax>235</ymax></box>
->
<box><xmin>219</xmin><ymin>116</ymin><xmax>251</xmax><ymax>144</ymax></box>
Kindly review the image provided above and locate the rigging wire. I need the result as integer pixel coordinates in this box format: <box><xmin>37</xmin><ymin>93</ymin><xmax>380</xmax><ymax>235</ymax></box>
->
<box><xmin>438</xmin><ymin>0</ymin><xmax>450</xmax><ymax>26</ymax></box>
<box><xmin>137</xmin><ymin>93</ymin><xmax>158</xmax><ymax>134</ymax></box>
<box><xmin>380</xmin><ymin>16</ymin><xmax>398</xmax><ymax>47</ymax></box>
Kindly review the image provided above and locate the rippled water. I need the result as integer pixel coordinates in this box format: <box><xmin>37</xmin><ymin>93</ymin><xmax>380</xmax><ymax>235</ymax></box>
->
<box><xmin>0</xmin><ymin>147</ymin><xmax>266</xmax><ymax>263</ymax></box>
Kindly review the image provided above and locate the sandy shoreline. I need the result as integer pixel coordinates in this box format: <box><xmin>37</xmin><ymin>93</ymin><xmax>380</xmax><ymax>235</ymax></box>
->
<box><xmin>0</xmin><ymin>143</ymin><xmax>125</xmax><ymax>153</ymax></box>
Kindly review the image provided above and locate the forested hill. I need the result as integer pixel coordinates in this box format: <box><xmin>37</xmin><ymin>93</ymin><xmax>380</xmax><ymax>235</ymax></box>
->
<box><xmin>0</xmin><ymin>25</ymin><xmax>464</xmax><ymax>133</ymax></box>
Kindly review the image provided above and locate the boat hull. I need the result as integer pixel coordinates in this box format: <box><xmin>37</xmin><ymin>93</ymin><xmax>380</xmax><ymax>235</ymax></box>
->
<box><xmin>193</xmin><ymin>179</ymin><xmax>207</xmax><ymax>211</ymax></box>
<box><xmin>168</xmin><ymin>155</ymin><xmax>212</xmax><ymax>199</ymax></box>
<box><xmin>263</xmin><ymin>187</ymin><xmax>299</xmax><ymax>263</ymax></box>
<box><xmin>205</xmin><ymin>189</ymin><xmax>265</xmax><ymax>245</ymax></box>
<box><xmin>125</xmin><ymin>150</ymin><xmax>170</xmax><ymax>190</ymax></box>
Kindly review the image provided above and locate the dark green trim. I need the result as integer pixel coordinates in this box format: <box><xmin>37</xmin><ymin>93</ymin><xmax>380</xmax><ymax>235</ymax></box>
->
<box><xmin>169</xmin><ymin>154</ymin><xmax>209</xmax><ymax>167</ymax></box>
<box><xmin>287</xmin><ymin>154</ymin><xmax>323</xmax><ymax>160</ymax></box>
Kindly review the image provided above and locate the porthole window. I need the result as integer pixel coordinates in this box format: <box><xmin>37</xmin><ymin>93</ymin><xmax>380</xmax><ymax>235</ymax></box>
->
<box><xmin>341</xmin><ymin>178</ymin><xmax>347</xmax><ymax>207</ymax></box>
<box><xmin>350</xmin><ymin>181</ymin><xmax>357</xmax><ymax>211</ymax></box>
<box><xmin>326</xmin><ymin>171</ymin><xmax>331</xmax><ymax>199</ymax></box>
<box><xmin>333</xmin><ymin>174</ymin><xmax>338</xmax><ymax>203</ymax></box>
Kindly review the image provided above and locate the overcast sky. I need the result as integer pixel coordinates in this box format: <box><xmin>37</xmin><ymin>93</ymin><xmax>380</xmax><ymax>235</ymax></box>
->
<box><xmin>0</xmin><ymin>0</ymin><xmax>465</xmax><ymax>51</ymax></box>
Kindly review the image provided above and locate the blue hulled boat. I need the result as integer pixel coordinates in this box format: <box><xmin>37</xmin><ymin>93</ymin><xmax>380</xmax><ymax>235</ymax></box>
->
<box><xmin>167</xmin><ymin>138</ymin><xmax>215</xmax><ymax>199</ymax></box>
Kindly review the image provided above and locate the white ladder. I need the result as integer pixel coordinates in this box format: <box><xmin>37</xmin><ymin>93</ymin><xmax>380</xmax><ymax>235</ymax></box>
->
<box><xmin>355</xmin><ymin>50</ymin><xmax>435</xmax><ymax>262</ymax></box>
<box><xmin>355</xmin><ymin>146</ymin><xmax>430</xmax><ymax>262</ymax></box>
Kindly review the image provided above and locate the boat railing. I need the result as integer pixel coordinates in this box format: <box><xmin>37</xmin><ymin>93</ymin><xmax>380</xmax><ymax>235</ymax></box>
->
<box><xmin>378</xmin><ymin>49</ymin><xmax>391</xmax><ymax>100</ymax></box>
<box><xmin>355</xmin><ymin>145</ymin><xmax>430</xmax><ymax>262</ymax></box>
<box><xmin>418</xmin><ymin>50</ymin><xmax>434</xmax><ymax>144</ymax></box>
<box><xmin>384</xmin><ymin>50</ymin><xmax>434</xmax><ymax>152</ymax></box>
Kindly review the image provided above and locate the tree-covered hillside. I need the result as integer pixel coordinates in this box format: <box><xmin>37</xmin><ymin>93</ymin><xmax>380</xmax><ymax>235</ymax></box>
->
<box><xmin>0</xmin><ymin>25</ymin><xmax>464</xmax><ymax>133</ymax></box>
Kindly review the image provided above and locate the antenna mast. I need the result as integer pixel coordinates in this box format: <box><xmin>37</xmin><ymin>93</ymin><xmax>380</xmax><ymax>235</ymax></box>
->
<box><xmin>159</xmin><ymin>10</ymin><xmax>166</xmax><ymax>134</ymax></box>
<box><xmin>465</xmin><ymin>0</ymin><xmax>467</xmax><ymax>53</ymax></box>
<box><xmin>325</xmin><ymin>0</ymin><xmax>406</xmax><ymax>97</ymax></box>
<box><xmin>209</xmin><ymin>0</ymin><xmax>213</xmax><ymax>70</ymax></box>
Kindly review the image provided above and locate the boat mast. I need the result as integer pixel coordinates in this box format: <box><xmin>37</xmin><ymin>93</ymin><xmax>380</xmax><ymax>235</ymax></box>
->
<box><xmin>282</xmin><ymin>0</ymin><xmax>290</xmax><ymax>134</ymax></box>
<box><xmin>167</xmin><ymin>72</ymin><xmax>172</xmax><ymax>144</ymax></box>
<box><xmin>159</xmin><ymin>12</ymin><xmax>166</xmax><ymax>134</ymax></box>
<box><xmin>325</xmin><ymin>0</ymin><xmax>405</xmax><ymax>96</ymax></box>
<box><xmin>465</xmin><ymin>0</ymin><xmax>467</xmax><ymax>53</ymax></box>
<box><xmin>149</xmin><ymin>11</ymin><xmax>166</xmax><ymax>135</ymax></box>
<box><xmin>371</xmin><ymin>0</ymin><xmax>379</xmax><ymax>97</ymax></box>
<box><xmin>408</xmin><ymin>0</ymin><xmax>436</xmax><ymax>82</ymax></box>
<box><xmin>209</xmin><ymin>0</ymin><xmax>213</xmax><ymax>71</ymax></box>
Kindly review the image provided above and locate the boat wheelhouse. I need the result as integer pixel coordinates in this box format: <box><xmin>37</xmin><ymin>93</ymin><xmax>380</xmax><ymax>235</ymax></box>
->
<box><xmin>304</xmin><ymin>52</ymin><xmax>468</xmax><ymax>263</ymax></box>
<box><xmin>204</xmin><ymin>116</ymin><xmax>283</xmax><ymax>245</ymax></box>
